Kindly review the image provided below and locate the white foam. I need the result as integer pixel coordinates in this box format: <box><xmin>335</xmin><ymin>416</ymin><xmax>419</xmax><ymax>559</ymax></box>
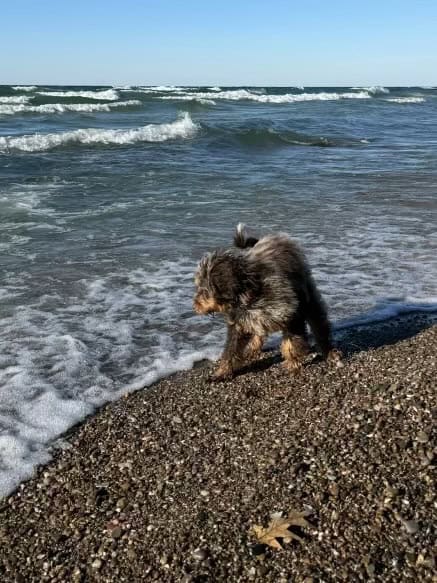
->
<box><xmin>37</xmin><ymin>89</ymin><xmax>120</xmax><ymax>100</ymax></box>
<box><xmin>0</xmin><ymin>100</ymin><xmax>141</xmax><ymax>116</ymax></box>
<box><xmin>0</xmin><ymin>95</ymin><xmax>32</xmax><ymax>104</ymax></box>
<box><xmin>12</xmin><ymin>85</ymin><xmax>37</xmax><ymax>92</ymax></box>
<box><xmin>0</xmin><ymin>259</ymin><xmax>222</xmax><ymax>498</ymax></box>
<box><xmin>0</xmin><ymin>112</ymin><xmax>198</xmax><ymax>152</ymax></box>
<box><xmin>385</xmin><ymin>97</ymin><xmax>425</xmax><ymax>103</ymax></box>
<box><xmin>157</xmin><ymin>89</ymin><xmax>372</xmax><ymax>103</ymax></box>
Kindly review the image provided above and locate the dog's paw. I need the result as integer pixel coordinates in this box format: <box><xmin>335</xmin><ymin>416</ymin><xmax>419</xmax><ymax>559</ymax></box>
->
<box><xmin>282</xmin><ymin>359</ymin><xmax>305</xmax><ymax>374</ymax></box>
<box><xmin>327</xmin><ymin>349</ymin><xmax>343</xmax><ymax>368</ymax></box>
<box><xmin>209</xmin><ymin>364</ymin><xmax>234</xmax><ymax>383</ymax></box>
<box><xmin>210</xmin><ymin>371</ymin><xmax>234</xmax><ymax>383</ymax></box>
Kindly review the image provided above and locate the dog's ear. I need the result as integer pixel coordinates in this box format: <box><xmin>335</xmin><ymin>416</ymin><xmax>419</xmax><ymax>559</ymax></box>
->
<box><xmin>208</xmin><ymin>254</ymin><xmax>239</xmax><ymax>304</ymax></box>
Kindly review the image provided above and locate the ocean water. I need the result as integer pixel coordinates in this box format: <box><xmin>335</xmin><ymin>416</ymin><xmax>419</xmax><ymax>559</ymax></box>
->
<box><xmin>1</xmin><ymin>84</ymin><xmax>436</xmax><ymax>497</ymax></box>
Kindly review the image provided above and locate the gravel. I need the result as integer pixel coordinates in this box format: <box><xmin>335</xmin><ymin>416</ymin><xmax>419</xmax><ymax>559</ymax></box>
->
<box><xmin>0</xmin><ymin>315</ymin><xmax>435</xmax><ymax>582</ymax></box>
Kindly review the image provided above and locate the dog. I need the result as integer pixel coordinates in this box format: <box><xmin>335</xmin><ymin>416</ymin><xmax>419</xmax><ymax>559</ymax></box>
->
<box><xmin>193</xmin><ymin>224</ymin><xmax>341</xmax><ymax>380</ymax></box>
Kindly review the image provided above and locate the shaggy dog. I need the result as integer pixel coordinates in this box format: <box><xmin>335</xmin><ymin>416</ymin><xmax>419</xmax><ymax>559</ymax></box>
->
<box><xmin>193</xmin><ymin>224</ymin><xmax>341</xmax><ymax>380</ymax></box>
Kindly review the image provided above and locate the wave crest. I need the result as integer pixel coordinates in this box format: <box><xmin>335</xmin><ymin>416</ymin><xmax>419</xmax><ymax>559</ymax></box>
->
<box><xmin>157</xmin><ymin>89</ymin><xmax>372</xmax><ymax>103</ymax></box>
<box><xmin>385</xmin><ymin>97</ymin><xmax>425</xmax><ymax>104</ymax></box>
<box><xmin>0</xmin><ymin>112</ymin><xmax>198</xmax><ymax>152</ymax></box>
<box><xmin>0</xmin><ymin>96</ymin><xmax>33</xmax><ymax>104</ymax></box>
<box><xmin>12</xmin><ymin>85</ymin><xmax>37</xmax><ymax>92</ymax></box>
<box><xmin>155</xmin><ymin>96</ymin><xmax>216</xmax><ymax>106</ymax></box>
<box><xmin>37</xmin><ymin>89</ymin><xmax>120</xmax><ymax>101</ymax></box>
<box><xmin>352</xmin><ymin>86</ymin><xmax>390</xmax><ymax>95</ymax></box>
<box><xmin>0</xmin><ymin>100</ymin><xmax>141</xmax><ymax>116</ymax></box>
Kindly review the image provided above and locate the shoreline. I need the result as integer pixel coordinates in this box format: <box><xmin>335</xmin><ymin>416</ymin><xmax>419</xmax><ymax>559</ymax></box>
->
<box><xmin>0</xmin><ymin>313</ymin><xmax>436</xmax><ymax>581</ymax></box>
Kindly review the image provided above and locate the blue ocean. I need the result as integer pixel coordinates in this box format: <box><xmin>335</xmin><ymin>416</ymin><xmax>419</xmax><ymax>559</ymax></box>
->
<box><xmin>1</xmin><ymin>84</ymin><xmax>436</xmax><ymax>496</ymax></box>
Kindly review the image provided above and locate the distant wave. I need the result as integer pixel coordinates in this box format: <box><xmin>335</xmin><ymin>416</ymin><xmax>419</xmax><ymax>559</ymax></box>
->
<box><xmin>0</xmin><ymin>112</ymin><xmax>198</xmax><ymax>152</ymax></box>
<box><xmin>0</xmin><ymin>96</ymin><xmax>33</xmax><ymax>104</ymax></box>
<box><xmin>156</xmin><ymin>96</ymin><xmax>216</xmax><ymax>106</ymax></box>
<box><xmin>37</xmin><ymin>89</ymin><xmax>120</xmax><ymax>101</ymax></box>
<box><xmin>385</xmin><ymin>97</ymin><xmax>425</xmax><ymax>104</ymax></box>
<box><xmin>138</xmin><ymin>86</ymin><xmax>188</xmax><ymax>92</ymax></box>
<box><xmin>211</xmin><ymin>126</ymin><xmax>369</xmax><ymax>148</ymax></box>
<box><xmin>157</xmin><ymin>89</ymin><xmax>372</xmax><ymax>103</ymax></box>
<box><xmin>12</xmin><ymin>85</ymin><xmax>37</xmax><ymax>92</ymax></box>
<box><xmin>121</xmin><ymin>86</ymin><xmax>204</xmax><ymax>95</ymax></box>
<box><xmin>352</xmin><ymin>86</ymin><xmax>390</xmax><ymax>95</ymax></box>
<box><xmin>0</xmin><ymin>100</ymin><xmax>141</xmax><ymax>116</ymax></box>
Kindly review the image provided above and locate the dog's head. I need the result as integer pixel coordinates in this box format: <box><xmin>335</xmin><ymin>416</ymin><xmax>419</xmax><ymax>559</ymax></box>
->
<box><xmin>193</xmin><ymin>251</ymin><xmax>242</xmax><ymax>315</ymax></box>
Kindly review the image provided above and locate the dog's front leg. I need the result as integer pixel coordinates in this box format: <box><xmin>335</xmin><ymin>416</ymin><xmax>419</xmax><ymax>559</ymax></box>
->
<box><xmin>212</xmin><ymin>325</ymin><xmax>250</xmax><ymax>381</ymax></box>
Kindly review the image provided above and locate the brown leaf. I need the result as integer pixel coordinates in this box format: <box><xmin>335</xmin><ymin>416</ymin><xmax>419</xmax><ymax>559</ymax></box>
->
<box><xmin>251</xmin><ymin>510</ymin><xmax>311</xmax><ymax>550</ymax></box>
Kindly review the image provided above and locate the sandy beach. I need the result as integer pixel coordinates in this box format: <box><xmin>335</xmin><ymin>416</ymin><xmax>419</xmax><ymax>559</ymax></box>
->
<box><xmin>0</xmin><ymin>313</ymin><xmax>435</xmax><ymax>582</ymax></box>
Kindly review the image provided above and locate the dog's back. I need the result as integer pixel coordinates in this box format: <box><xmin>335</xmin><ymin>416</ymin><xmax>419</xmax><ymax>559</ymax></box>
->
<box><xmin>233</xmin><ymin>226</ymin><xmax>335</xmax><ymax>356</ymax></box>
<box><xmin>233</xmin><ymin>225</ymin><xmax>305</xmax><ymax>269</ymax></box>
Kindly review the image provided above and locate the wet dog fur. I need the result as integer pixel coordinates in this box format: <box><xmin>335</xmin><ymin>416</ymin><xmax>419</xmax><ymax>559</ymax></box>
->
<box><xmin>193</xmin><ymin>224</ymin><xmax>341</xmax><ymax>381</ymax></box>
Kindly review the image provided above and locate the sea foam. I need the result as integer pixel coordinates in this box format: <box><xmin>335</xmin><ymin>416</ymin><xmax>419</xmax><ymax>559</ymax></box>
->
<box><xmin>0</xmin><ymin>100</ymin><xmax>141</xmax><ymax>116</ymax></box>
<box><xmin>0</xmin><ymin>112</ymin><xmax>198</xmax><ymax>152</ymax></box>
<box><xmin>0</xmin><ymin>259</ymin><xmax>222</xmax><ymax>497</ymax></box>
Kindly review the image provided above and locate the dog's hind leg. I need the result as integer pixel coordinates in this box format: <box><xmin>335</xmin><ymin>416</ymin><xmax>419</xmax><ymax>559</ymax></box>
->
<box><xmin>245</xmin><ymin>334</ymin><xmax>265</xmax><ymax>361</ymax></box>
<box><xmin>305</xmin><ymin>276</ymin><xmax>342</xmax><ymax>365</ymax></box>
<box><xmin>281</xmin><ymin>316</ymin><xmax>310</xmax><ymax>372</ymax></box>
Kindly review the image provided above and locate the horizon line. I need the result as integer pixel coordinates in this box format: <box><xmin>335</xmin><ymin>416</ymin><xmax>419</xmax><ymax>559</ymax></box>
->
<box><xmin>1</xmin><ymin>82</ymin><xmax>435</xmax><ymax>87</ymax></box>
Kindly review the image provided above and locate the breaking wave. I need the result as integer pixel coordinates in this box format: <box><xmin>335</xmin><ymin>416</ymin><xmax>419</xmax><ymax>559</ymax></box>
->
<box><xmin>0</xmin><ymin>112</ymin><xmax>198</xmax><ymax>152</ymax></box>
<box><xmin>157</xmin><ymin>89</ymin><xmax>372</xmax><ymax>103</ymax></box>
<box><xmin>140</xmin><ymin>85</ymin><xmax>188</xmax><ymax>92</ymax></box>
<box><xmin>12</xmin><ymin>85</ymin><xmax>37</xmax><ymax>92</ymax></box>
<box><xmin>37</xmin><ymin>89</ymin><xmax>120</xmax><ymax>101</ymax></box>
<box><xmin>155</xmin><ymin>96</ymin><xmax>216</xmax><ymax>106</ymax></box>
<box><xmin>0</xmin><ymin>100</ymin><xmax>141</xmax><ymax>116</ymax></box>
<box><xmin>385</xmin><ymin>97</ymin><xmax>426</xmax><ymax>104</ymax></box>
<box><xmin>0</xmin><ymin>95</ymin><xmax>33</xmax><ymax>104</ymax></box>
<box><xmin>352</xmin><ymin>86</ymin><xmax>390</xmax><ymax>95</ymax></box>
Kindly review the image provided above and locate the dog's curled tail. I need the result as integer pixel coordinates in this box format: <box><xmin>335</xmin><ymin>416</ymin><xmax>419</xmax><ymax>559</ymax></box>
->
<box><xmin>234</xmin><ymin>223</ymin><xmax>259</xmax><ymax>249</ymax></box>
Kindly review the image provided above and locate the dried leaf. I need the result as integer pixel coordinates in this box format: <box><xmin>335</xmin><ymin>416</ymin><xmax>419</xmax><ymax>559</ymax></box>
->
<box><xmin>251</xmin><ymin>510</ymin><xmax>311</xmax><ymax>550</ymax></box>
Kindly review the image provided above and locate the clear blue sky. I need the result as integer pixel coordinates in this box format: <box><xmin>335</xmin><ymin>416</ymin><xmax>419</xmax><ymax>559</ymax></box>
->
<box><xmin>2</xmin><ymin>0</ymin><xmax>436</xmax><ymax>86</ymax></box>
